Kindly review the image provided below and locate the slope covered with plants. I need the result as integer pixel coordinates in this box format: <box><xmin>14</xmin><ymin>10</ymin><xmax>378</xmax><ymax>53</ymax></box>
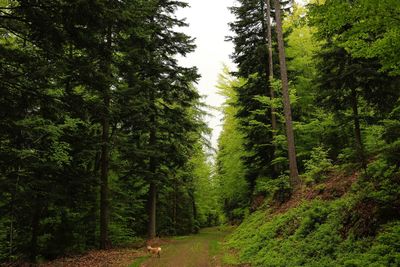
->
<box><xmin>217</xmin><ymin>0</ymin><xmax>400</xmax><ymax>265</ymax></box>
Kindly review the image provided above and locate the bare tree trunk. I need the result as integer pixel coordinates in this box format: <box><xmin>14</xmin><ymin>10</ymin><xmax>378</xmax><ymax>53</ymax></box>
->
<box><xmin>273</xmin><ymin>0</ymin><xmax>300</xmax><ymax>185</ymax></box>
<box><xmin>190</xmin><ymin>190</ymin><xmax>198</xmax><ymax>233</ymax></box>
<box><xmin>99</xmin><ymin>92</ymin><xmax>110</xmax><ymax>249</ymax></box>
<box><xmin>9</xmin><ymin>174</ymin><xmax>19</xmax><ymax>261</ymax></box>
<box><xmin>99</xmin><ymin>91</ymin><xmax>110</xmax><ymax>249</ymax></box>
<box><xmin>29</xmin><ymin>199</ymin><xmax>41</xmax><ymax>262</ymax></box>
<box><xmin>147</xmin><ymin>182</ymin><xmax>157</xmax><ymax>239</ymax></box>
<box><xmin>147</xmin><ymin>92</ymin><xmax>157</xmax><ymax>239</ymax></box>
<box><xmin>266</xmin><ymin>0</ymin><xmax>277</xmax><ymax>134</ymax></box>
<box><xmin>99</xmin><ymin>26</ymin><xmax>112</xmax><ymax>250</ymax></box>
<box><xmin>173</xmin><ymin>181</ymin><xmax>177</xmax><ymax>233</ymax></box>
<box><xmin>265</xmin><ymin>0</ymin><xmax>278</xmax><ymax>175</ymax></box>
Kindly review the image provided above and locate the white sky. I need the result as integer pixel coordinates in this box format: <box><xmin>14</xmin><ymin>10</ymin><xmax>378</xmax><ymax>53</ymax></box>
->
<box><xmin>176</xmin><ymin>0</ymin><xmax>237</xmax><ymax>150</ymax></box>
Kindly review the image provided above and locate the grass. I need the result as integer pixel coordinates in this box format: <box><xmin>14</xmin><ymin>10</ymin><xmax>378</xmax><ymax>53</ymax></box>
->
<box><xmin>129</xmin><ymin>255</ymin><xmax>150</xmax><ymax>267</ymax></box>
<box><xmin>209</xmin><ymin>239</ymin><xmax>220</xmax><ymax>256</ymax></box>
<box><xmin>130</xmin><ymin>227</ymin><xmax>233</xmax><ymax>267</ymax></box>
<box><xmin>171</xmin><ymin>235</ymin><xmax>190</xmax><ymax>240</ymax></box>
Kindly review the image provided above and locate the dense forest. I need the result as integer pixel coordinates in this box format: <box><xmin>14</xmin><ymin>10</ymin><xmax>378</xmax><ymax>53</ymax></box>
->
<box><xmin>1</xmin><ymin>0</ymin><xmax>400</xmax><ymax>266</ymax></box>
<box><xmin>0</xmin><ymin>0</ymin><xmax>220</xmax><ymax>263</ymax></box>
<box><xmin>217</xmin><ymin>0</ymin><xmax>400</xmax><ymax>265</ymax></box>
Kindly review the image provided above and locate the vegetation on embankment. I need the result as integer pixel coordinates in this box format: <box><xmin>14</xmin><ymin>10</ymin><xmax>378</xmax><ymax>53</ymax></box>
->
<box><xmin>217</xmin><ymin>1</ymin><xmax>400</xmax><ymax>265</ymax></box>
<box><xmin>224</xmin><ymin>167</ymin><xmax>400</xmax><ymax>267</ymax></box>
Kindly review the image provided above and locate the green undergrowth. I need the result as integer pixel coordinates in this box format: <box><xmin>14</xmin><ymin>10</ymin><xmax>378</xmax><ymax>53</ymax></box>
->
<box><xmin>225</xmin><ymin>186</ymin><xmax>400</xmax><ymax>266</ymax></box>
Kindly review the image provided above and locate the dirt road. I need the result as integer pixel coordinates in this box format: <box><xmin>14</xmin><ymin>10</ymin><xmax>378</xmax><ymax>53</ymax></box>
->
<box><xmin>134</xmin><ymin>227</ymin><xmax>231</xmax><ymax>267</ymax></box>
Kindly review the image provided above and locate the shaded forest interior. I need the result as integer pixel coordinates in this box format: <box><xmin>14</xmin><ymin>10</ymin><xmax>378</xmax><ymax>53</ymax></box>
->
<box><xmin>1</xmin><ymin>0</ymin><xmax>400</xmax><ymax>266</ymax></box>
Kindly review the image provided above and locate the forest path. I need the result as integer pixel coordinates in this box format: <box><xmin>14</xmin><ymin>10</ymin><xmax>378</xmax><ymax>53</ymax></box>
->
<box><xmin>133</xmin><ymin>227</ymin><xmax>232</xmax><ymax>267</ymax></box>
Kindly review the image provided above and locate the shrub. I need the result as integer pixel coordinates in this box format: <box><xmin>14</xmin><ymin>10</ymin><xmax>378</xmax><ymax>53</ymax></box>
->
<box><xmin>303</xmin><ymin>146</ymin><xmax>333</xmax><ymax>184</ymax></box>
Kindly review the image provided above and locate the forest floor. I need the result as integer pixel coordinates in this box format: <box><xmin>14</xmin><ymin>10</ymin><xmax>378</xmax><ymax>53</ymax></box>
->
<box><xmin>132</xmin><ymin>227</ymin><xmax>234</xmax><ymax>267</ymax></box>
<box><xmin>31</xmin><ymin>227</ymin><xmax>234</xmax><ymax>267</ymax></box>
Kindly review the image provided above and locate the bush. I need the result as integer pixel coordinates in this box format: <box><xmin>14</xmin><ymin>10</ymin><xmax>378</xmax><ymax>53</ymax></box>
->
<box><xmin>303</xmin><ymin>146</ymin><xmax>333</xmax><ymax>184</ymax></box>
<box><xmin>254</xmin><ymin>175</ymin><xmax>291</xmax><ymax>203</ymax></box>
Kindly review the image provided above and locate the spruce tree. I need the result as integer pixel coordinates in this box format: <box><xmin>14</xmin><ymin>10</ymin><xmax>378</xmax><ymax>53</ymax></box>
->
<box><xmin>273</xmin><ymin>0</ymin><xmax>299</xmax><ymax>184</ymax></box>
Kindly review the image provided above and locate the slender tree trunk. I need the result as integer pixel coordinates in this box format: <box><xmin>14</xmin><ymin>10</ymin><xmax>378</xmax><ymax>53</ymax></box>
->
<box><xmin>173</xmin><ymin>181</ymin><xmax>177</xmax><ymax>233</ymax></box>
<box><xmin>29</xmin><ymin>199</ymin><xmax>41</xmax><ymax>262</ymax></box>
<box><xmin>99</xmin><ymin>26</ymin><xmax>112</xmax><ymax>250</ymax></box>
<box><xmin>147</xmin><ymin>182</ymin><xmax>157</xmax><ymax>239</ymax></box>
<box><xmin>189</xmin><ymin>189</ymin><xmax>198</xmax><ymax>233</ymax></box>
<box><xmin>99</xmin><ymin>91</ymin><xmax>110</xmax><ymax>249</ymax></box>
<box><xmin>147</xmin><ymin>94</ymin><xmax>157</xmax><ymax>239</ymax></box>
<box><xmin>265</xmin><ymin>0</ymin><xmax>278</xmax><ymax>175</ymax></box>
<box><xmin>273</xmin><ymin>0</ymin><xmax>300</xmax><ymax>185</ymax></box>
<box><xmin>266</xmin><ymin>0</ymin><xmax>277</xmax><ymax>134</ymax></box>
<box><xmin>350</xmin><ymin>88</ymin><xmax>366</xmax><ymax>168</ymax></box>
<box><xmin>9</xmin><ymin>174</ymin><xmax>19</xmax><ymax>260</ymax></box>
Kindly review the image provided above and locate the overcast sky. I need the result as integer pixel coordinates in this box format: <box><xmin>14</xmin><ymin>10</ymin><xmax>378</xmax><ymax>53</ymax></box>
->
<box><xmin>176</xmin><ymin>0</ymin><xmax>237</xmax><ymax>150</ymax></box>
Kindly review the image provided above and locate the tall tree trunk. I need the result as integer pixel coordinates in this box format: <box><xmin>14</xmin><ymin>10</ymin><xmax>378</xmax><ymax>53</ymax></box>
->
<box><xmin>266</xmin><ymin>0</ymin><xmax>277</xmax><ymax>134</ymax></box>
<box><xmin>29</xmin><ymin>199</ymin><xmax>41</xmax><ymax>262</ymax></box>
<box><xmin>173</xmin><ymin>181</ymin><xmax>177</xmax><ymax>233</ymax></box>
<box><xmin>189</xmin><ymin>189</ymin><xmax>198</xmax><ymax>233</ymax></box>
<box><xmin>9</xmin><ymin>173</ymin><xmax>19</xmax><ymax>260</ymax></box>
<box><xmin>99</xmin><ymin>90</ymin><xmax>110</xmax><ymax>249</ymax></box>
<box><xmin>265</xmin><ymin>0</ymin><xmax>278</xmax><ymax>175</ymax></box>
<box><xmin>273</xmin><ymin>0</ymin><xmax>300</xmax><ymax>185</ymax></box>
<box><xmin>147</xmin><ymin>95</ymin><xmax>157</xmax><ymax>239</ymax></box>
<box><xmin>99</xmin><ymin>26</ymin><xmax>112</xmax><ymax>250</ymax></box>
<box><xmin>350</xmin><ymin>88</ymin><xmax>366</xmax><ymax>168</ymax></box>
<box><xmin>147</xmin><ymin>181</ymin><xmax>157</xmax><ymax>239</ymax></box>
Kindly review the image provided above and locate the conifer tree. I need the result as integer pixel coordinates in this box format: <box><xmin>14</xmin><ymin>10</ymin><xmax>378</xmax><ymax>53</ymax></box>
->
<box><xmin>273</xmin><ymin>0</ymin><xmax>299</xmax><ymax>184</ymax></box>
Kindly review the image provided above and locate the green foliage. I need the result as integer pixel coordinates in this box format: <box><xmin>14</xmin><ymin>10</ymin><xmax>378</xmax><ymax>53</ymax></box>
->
<box><xmin>338</xmin><ymin>222</ymin><xmax>400</xmax><ymax>267</ymax></box>
<box><xmin>364</xmin><ymin>125</ymin><xmax>386</xmax><ymax>155</ymax></box>
<box><xmin>0</xmin><ymin>0</ymin><xmax>213</xmax><ymax>263</ymax></box>
<box><xmin>221</xmin><ymin>1</ymin><xmax>400</xmax><ymax>266</ymax></box>
<box><xmin>303</xmin><ymin>146</ymin><xmax>333</xmax><ymax>184</ymax></box>
<box><xmin>254</xmin><ymin>175</ymin><xmax>291</xmax><ymax>201</ymax></box>
<box><xmin>216</xmin><ymin>67</ymin><xmax>250</xmax><ymax>222</ymax></box>
<box><xmin>191</xmin><ymin>146</ymin><xmax>221</xmax><ymax>228</ymax></box>
<box><xmin>226</xmin><ymin>195</ymin><xmax>400</xmax><ymax>266</ymax></box>
<box><xmin>227</xmin><ymin>0</ymin><xmax>295</xmax><ymax>193</ymax></box>
<box><xmin>309</xmin><ymin>0</ymin><xmax>400</xmax><ymax>76</ymax></box>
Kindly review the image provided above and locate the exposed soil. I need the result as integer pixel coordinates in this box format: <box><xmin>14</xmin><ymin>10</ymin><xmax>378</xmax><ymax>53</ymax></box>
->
<box><xmin>270</xmin><ymin>170</ymin><xmax>360</xmax><ymax>215</ymax></box>
<box><xmin>37</xmin><ymin>248</ymin><xmax>145</xmax><ymax>267</ymax></box>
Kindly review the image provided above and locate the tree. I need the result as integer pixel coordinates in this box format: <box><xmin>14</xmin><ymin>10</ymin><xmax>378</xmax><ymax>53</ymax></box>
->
<box><xmin>228</xmin><ymin>0</ymin><xmax>276</xmax><ymax>194</ymax></box>
<box><xmin>264</xmin><ymin>0</ymin><xmax>279</xmax><ymax>175</ymax></box>
<box><xmin>309</xmin><ymin>0</ymin><xmax>400</xmax><ymax>167</ymax></box>
<box><xmin>273</xmin><ymin>0</ymin><xmax>299</xmax><ymax>185</ymax></box>
<box><xmin>309</xmin><ymin>0</ymin><xmax>400</xmax><ymax>76</ymax></box>
<box><xmin>0</xmin><ymin>0</ymin><xmax>205</xmax><ymax>261</ymax></box>
<box><xmin>216</xmin><ymin>67</ymin><xmax>250</xmax><ymax>221</ymax></box>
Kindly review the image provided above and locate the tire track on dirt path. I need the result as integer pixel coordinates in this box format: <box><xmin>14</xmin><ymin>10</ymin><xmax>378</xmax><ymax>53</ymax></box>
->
<box><xmin>137</xmin><ymin>227</ymin><xmax>231</xmax><ymax>267</ymax></box>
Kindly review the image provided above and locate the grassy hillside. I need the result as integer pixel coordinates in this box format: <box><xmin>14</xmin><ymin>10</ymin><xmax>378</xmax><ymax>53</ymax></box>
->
<box><xmin>224</xmin><ymin>168</ymin><xmax>400</xmax><ymax>267</ymax></box>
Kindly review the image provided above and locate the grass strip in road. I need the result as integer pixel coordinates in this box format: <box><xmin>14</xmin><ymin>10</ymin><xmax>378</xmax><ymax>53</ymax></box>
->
<box><xmin>209</xmin><ymin>239</ymin><xmax>221</xmax><ymax>256</ymax></box>
<box><xmin>129</xmin><ymin>255</ymin><xmax>150</xmax><ymax>267</ymax></box>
